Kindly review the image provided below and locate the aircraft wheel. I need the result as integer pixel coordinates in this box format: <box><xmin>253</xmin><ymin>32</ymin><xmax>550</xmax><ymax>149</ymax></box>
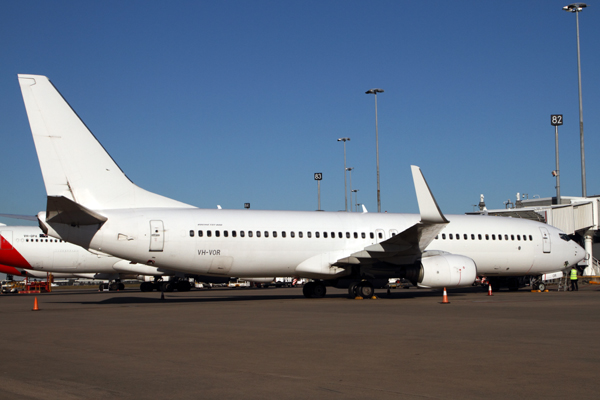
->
<box><xmin>140</xmin><ymin>282</ymin><xmax>153</xmax><ymax>292</ymax></box>
<box><xmin>538</xmin><ymin>282</ymin><xmax>546</xmax><ymax>291</ymax></box>
<box><xmin>358</xmin><ymin>282</ymin><xmax>374</xmax><ymax>298</ymax></box>
<box><xmin>312</xmin><ymin>282</ymin><xmax>326</xmax><ymax>298</ymax></box>
<box><xmin>99</xmin><ymin>283</ymin><xmax>105</xmax><ymax>291</ymax></box>
<box><xmin>303</xmin><ymin>282</ymin><xmax>315</xmax><ymax>298</ymax></box>
<box><xmin>162</xmin><ymin>282</ymin><xmax>175</xmax><ymax>292</ymax></box>
<box><xmin>118</xmin><ymin>282</ymin><xmax>125</xmax><ymax>290</ymax></box>
<box><xmin>109</xmin><ymin>282</ymin><xmax>119</xmax><ymax>291</ymax></box>
<box><xmin>348</xmin><ymin>282</ymin><xmax>359</xmax><ymax>298</ymax></box>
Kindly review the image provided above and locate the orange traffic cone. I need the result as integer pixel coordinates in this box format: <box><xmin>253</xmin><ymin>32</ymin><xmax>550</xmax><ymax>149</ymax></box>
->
<box><xmin>441</xmin><ymin>287</ymin><xmax>450</xmax><ymax>304</ymax></box>
<box><xmin>487</xmin><ymin>284</ymin><xmax>493</xmax><ymax>296</ymax></box>
<box><xmin>32</xmin><ymin>297</ymin><xmax>39</xmax><ymax>311</ymax></box>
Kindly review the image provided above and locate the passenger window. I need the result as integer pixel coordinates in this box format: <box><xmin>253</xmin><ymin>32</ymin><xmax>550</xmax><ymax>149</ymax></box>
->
<box><xmin>216</xmin><ymin>230</ymin><xmax>220</xmax><ymax>237</ymax></box>
<box><xmin>264</xmin><ymin>231</ymin><xmax>269</xmax><ymax>238</ymax></box>
<box><xmin>478</xmin><ymin>234</ymin><xmax>482</xmax><ymax>240</ymax></box>
<box><xmin>354</xmin><ymin>232</ymin><xmax>358</xmax><ymax>239</ymax></box>
<box><xmin>491</xmin><ymin>234</ymin><xmax>495</xmax><ymax>240</ymax></box>
<box><xmin>449</xmin><ymin>234</ymin><xmax>453</xmax><ymax>240</ymax></box>
<box><xmin>456</xmin><ymin>234</ymin><xmax>460</xmax><ymax>240</ymax></box>
<box><xmin>248</xmin><ymin>231</ymin><xmax>253</xmax><ymax>238</ymax></box>
<box><xmin>339</xmin><ymin>232</ymin><xmax>343</xmax><ymax>239</ymax></box>
<box><xmin>240</xmin><ymin>231</ymin><xmax>245</xmax><ymax>237</ymax></box>
<box><xmin>362</xmin><ymin>233</ymin><xmax>366</xmax><ymax>239</ymax></box>
<box><xmin>505</xmin><ymin>235</ymin><xmax>509</xmax><ymax>240</ymax></box>
<box><xmin>315</xmin><ymin>232</ymin><xmax>320</xmax><ymax>238</ymax></box>
<box><xmin>511</xmin><ymin>235</ymin><xmax>515</xmax><ymax>240</ymax></box>
<box><xmin>378</xmin><ymin>232</ymin><xmax>382</xmax><ymax>239</ymax></box>
<box><xmin>498</xmin><ymin>234</ymin><xmax>502</xmax><ymax>240</ymax></box>
<box><xmin>370</xmin><ymin>232</ymin><xmax>375</xmax><ymax>239</ymax></box>
<box><xmin>291</xmin><ymin>232</ymin><xmax>295</xmax><ymax>238</ymax></box>
<box><xmin>435</xmin><ymin>235</ymin><xmax>439</xmax><ymax>240</ymax></box>
<box><xmin>529</xmin><ymin>235</ymin><xmax>533</xmax><ymax>241</ymax></box>
<box><xmin>256</xmin><ymin>231</ymin><xmax>261</xmax><ymax>238</ymax></box>
<box><xmin>224</xmin><ymin>231</ymin><xmax>229</xmax><ymax>237</ymax></box>
<box><xmin>471</xmin><ymin>234</ymin><xmax>475</xmax><ymax>240</ymax></box>
<box><xmin>299</xmin><ymin>232</ymin><xmax>303</xmax><ymax>238</ymax></box>
<box><xmin>442</xmin><ymin>234</ymin><xmax>446</xmax><ymax>239</ymax></box>
<box><xmin>463</xmin><ymin>234</ymin><xmax>467</xmax><ymax>240</ymax></box>
<box><xmin>308</xmin><ymin>232</ymin><xmax>312</xmax><ymax>238</ymax></box>
<box><xmin>523</xmin><ymin>235</ymin><xmax>526</xmax><ymax>241</ymax></box>
<box><xmin>346</xmin><ymin>232</ymin><xmax>350</xmax><ymax>239</ymax></box>
<box><xmin>273</xmin><ymin>231</ymin><xmax>277</xmax><ymax>238</ymax></box>
<box><xmin>207</xmin><ymin>230</ymin><xmax>212</xmax><ymax>237</ymax></box>
<box><xmin>282</xmin><ymin>231</ymin><xmax>286</xmax><ymax>238</ymax></box>
<box><xmin>323</xmin><ymin>232</ymin><xmax>327</xmax><ymax>238</ymax></box>
<box><xmin>232</xmin><ymin>231</ymin><xmax>237</xmax><ymax>237</ymax></box>
<box><xmin>189</xmin><ymin>230</ymin><xmax>195</xmax><ymax>237</ymax></box>
<box><xmin>485</xmin><ymin>234</ymin><xmax>489</xmax><ymax>240</ymax></box>
<box><xmin>517</xmin><ymin>235</ymin><xmax>521</xmax><ymax>241</ymax></box>
<box><xmin>331</xmin><ymin>232</ymin><xmax>335</xmax><ymax>238</ymax></box>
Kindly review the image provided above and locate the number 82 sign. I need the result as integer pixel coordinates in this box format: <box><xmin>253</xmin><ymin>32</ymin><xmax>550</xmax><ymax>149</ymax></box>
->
<box><xmin>551</xmin><ymin>115</ymin><xmax>563</xmax><ymax>126</ymax></box>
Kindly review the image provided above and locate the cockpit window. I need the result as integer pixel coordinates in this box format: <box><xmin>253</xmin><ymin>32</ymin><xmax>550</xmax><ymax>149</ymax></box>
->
<box><xmin>560</xmin><ymin>233</ymin><xmax>571</xmax><ymax>242</ymax></box>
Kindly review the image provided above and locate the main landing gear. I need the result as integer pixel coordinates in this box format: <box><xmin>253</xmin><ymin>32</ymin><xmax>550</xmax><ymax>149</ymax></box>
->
<box><xmin>302</xmin><ymin>281</ymin><xmax>327</xmax><ymax>298</ymax></box>
<box><xmin>99</xmin><ymin>280</ymin><xmax>125</xmax><ymax>291</ymax></box>
<box><xmin>348</xmin><ymin>281</ymin><xmax>374</xmax><ymax>299</ymax></box>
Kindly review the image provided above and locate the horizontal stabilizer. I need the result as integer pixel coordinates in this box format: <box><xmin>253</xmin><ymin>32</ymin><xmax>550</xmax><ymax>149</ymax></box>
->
<box><xmin>46</xmin><ymin>196</ymin><xmax>107</xmax><ymax>226</ymax></box>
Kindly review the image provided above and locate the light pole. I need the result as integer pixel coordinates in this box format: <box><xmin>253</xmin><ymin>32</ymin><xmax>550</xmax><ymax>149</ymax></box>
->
<box><xmin>352</xmin><ymin>189</ymin><xmax>359</xmax><ymax>212</ymax></box>
<box><xmin>563</xmin><ymin>3</ymin><xmax>587</xmax><ymax>197</ymax></box>
<box><xmin>346</xmin><ymin>167</ymin><xmax>354</xmax><ymax>212</ymax></box>
<box><xmin>337</xmin><ymin>137</ymin><xmax>350</xmax><ymax>211</ymax></box>
<box><xmin>551</xmin><ymin>115</ymin><xmax>563</xmax><ymax>205</ymax></box>
<box><xmin>366</xmin><ymin>88</ymin><xmax>384</xmax><ymax>212</ymax></box>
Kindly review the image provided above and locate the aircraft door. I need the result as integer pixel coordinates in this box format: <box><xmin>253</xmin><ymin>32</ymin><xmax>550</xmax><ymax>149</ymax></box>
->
<box><xmin>0</xmin><ymin>231</ymin><xmax>13</xmax><ymax>250</ymax></box>
<box><xmin>149</xmin><ymin>220</ymin><xmax>164</xmax><ymax>252</ymax></box>
<box><xmin>375</xmin><ymin>229</ymin><xmax>386</xmax><ymax>243</ymax></box>
<box><xmin>539</xmin><ymin>227</ymin><xmax>551</xmax><ymax>253</ymax></box>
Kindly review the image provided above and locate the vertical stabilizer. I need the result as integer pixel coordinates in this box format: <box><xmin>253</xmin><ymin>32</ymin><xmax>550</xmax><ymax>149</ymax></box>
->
<box><xmin>411</xmin><ymin>165</ymin><xmax>448</xmax><ymax>224</ymax></box>
<box><xmin>18</xmin><ymin>75</ymin><xmax>192</xmax><ymax>210</ymax></box>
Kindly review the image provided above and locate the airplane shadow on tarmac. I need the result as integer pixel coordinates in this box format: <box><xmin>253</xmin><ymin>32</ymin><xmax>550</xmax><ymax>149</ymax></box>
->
<box><xmin>48</xmin><ymin>286</ymin><xmax>493</xmax><ymax>306</ymax></box>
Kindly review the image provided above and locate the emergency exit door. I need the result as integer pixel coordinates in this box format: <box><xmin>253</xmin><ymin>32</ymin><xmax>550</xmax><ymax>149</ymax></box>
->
<box><xmin>149</xmin><ymin>220</ymin><xmax>164</xmax><ymax>252</ymax></box>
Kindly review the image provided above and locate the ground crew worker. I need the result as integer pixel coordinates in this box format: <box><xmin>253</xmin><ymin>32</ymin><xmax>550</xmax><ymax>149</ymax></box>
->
<box><xmin>570</xmin><ymin>266</ymin><xmax>578</xmax><ymax>291</ymax></box>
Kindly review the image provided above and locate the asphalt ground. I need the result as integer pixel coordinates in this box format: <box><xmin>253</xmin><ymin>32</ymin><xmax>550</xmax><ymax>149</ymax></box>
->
<box><xmin>1</xmin><ymin>284</ymin><xmax>599</xmax><ymax>400</ymax></box>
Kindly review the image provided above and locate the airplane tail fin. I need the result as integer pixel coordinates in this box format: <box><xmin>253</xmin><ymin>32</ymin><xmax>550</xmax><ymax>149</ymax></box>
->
<box><xmin>18</xmin><ymin>74</ymin><xmax>192</xmax><ymax>211</ymax></box>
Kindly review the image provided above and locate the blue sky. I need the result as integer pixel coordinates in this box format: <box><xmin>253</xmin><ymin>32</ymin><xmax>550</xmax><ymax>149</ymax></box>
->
<box><xmin>1</xmin><ymin>0</ymin><xmax>599</xmax><ymax>227</ymax></box>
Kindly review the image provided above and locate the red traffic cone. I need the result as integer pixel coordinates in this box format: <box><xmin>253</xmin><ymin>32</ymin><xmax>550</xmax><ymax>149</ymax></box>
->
<box><xmin>441</xmin><ymin>287</ymin><xmax>450</xmax><ymax>304</ymax></box>
<box><xmin>487</xmin><ymin>284</ymin><xmax>493</xmax><ymax>296</ymax></box>
<box><xmin>32</xmin><ymin>297</ymin><xmax>40</xmax><ymax>311</ymax></box>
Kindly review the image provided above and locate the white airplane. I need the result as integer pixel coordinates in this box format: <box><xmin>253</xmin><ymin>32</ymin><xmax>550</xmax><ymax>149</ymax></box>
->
<box><xmin>16</xmin><ymin>74</ymin><xmax>586</xmax><ymax>298</ymax></box>
<box><xmin>0</xmin><ymin>225</ymin><xmax>198</xmax><ymax>291</ymax></box>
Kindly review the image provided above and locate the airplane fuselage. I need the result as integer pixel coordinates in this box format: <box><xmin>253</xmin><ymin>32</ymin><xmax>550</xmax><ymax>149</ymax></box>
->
<box><xmin>56</xmin><ymin>208</ymin><xmax>583</xmax><ymax>280</ymax></box>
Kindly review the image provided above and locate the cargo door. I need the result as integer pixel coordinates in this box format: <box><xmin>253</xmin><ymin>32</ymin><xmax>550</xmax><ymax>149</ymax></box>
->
<box><xmin>149</xmin><ymin>220</ymin><xmax>164</xmax><ymax>252</ymax></box>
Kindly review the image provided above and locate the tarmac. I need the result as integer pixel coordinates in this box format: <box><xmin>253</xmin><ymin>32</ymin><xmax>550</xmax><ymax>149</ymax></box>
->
<box><xmin>1</xmin><ymin>284</ymin><xmax>599</xmax><ymax>400</ymax></box>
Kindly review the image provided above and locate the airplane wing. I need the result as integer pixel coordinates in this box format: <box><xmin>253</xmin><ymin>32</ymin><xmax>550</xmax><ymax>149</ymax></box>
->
<box><xmin>336</xmin><ymin>166</ymin><xmax>448</xmax><ymax>266</ymax></box>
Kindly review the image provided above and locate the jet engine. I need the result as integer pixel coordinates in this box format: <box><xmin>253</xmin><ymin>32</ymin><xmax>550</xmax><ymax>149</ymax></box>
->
<box><xmin>406</xmin><ymin>253</ymin><xmax>477</xmax><ymax>288</ymax></box>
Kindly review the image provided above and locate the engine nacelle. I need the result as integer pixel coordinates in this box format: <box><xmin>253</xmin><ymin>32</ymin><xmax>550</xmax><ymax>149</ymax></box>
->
<box><xmin>417</xmin><ymin>254</ymin><xmax>477</xmax><ymax>288</ymax></box>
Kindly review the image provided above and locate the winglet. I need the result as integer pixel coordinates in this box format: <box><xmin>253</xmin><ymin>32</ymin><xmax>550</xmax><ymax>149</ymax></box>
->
<box><xmin>411</xmin><ymin>166</ymin><xmax>448</xmax><ymax>224</ymax></box>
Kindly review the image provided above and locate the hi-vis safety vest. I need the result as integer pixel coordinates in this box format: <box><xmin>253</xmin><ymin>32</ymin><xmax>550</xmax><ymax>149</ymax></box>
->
<box><xmin>570</xmin><ymin>269</ymin><xmax>578</xmax><ymax>280</ymax></box>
